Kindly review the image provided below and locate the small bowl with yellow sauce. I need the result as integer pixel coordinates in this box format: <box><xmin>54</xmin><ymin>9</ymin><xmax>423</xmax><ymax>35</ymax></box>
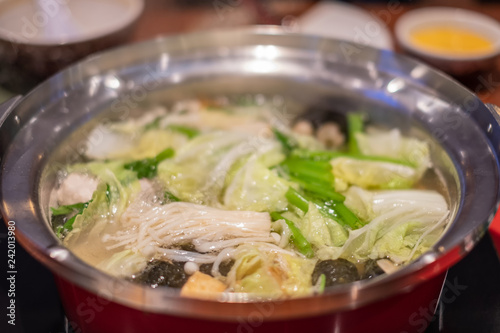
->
<box><xmin>395</xmin><ymin>7</ymin><xmax>500</xmax><ymax>78</ymax></box>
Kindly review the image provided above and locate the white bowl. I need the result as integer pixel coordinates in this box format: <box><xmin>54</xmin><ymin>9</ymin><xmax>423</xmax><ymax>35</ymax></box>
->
<box><xmin>395</xmin><ymin>7</ymin><xmax>500</xmax><ymax>76</ymax></box>
<box><xmin>0</xmin><ymin>0</ymin><xmax>144</xmax><ymax>45</ymax></box>
<box><xmin>297</xmin><ymin>1</ymin><xmax>393</xmax><ymax>50</ymax></box>
<box><xmin>0</xmin><ymin>0</ymin><xmax>145</xmax><ymax>92</ymax></box>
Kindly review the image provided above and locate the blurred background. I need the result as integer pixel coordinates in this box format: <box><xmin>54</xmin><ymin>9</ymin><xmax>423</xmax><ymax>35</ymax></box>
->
<box><xmin>1</xmin><ymin>0</ymin><xmax>500</xmax><ymax>100</ymax></box>
<box><xmin>2</xmin><ymin>0</ymin><xmax>500</xmax><ymax>332</ymax></box>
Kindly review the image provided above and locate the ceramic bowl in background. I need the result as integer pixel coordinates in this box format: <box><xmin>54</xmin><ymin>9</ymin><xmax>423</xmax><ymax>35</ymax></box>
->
<box><xmin>0</xmin><ymin>0</ymin><xmax>144</xmax><ymax>93</ymax></box>
<box><xmin>296</xmin><ymin>1</ymin><xmax>393</xmax><ymax>51</ymax></box>
<box><xmin>395</xmin><ymin>7</ymin><xmax>500</xmax><ymax>79</ymax></box>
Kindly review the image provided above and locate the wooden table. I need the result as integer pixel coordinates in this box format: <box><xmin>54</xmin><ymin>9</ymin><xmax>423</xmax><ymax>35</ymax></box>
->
<box><xmin>131</xmin><ymin>0</ymin><xmax>500</xmax><ymax>106</ymax></box>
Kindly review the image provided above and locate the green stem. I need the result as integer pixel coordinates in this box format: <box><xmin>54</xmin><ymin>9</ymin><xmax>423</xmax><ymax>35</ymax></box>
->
<box><xmin>281</xmin><ymin>159</ymin><xmax>334</xmax><ymax>185</ymax></box>
<box><xmin>283</xmin><ymin>158</ymin><xmax>331</xmax><ymax>172</ymax></box>
<box><xmin>290</xmin><ymin>149</ymin><xmax>414</xmax><ymax>167</ymax></box>
<box><xmin>167</xmin><ymin>125</ymin><xmax>200</xmax><ymax>139</ymax></box>
<box><xmin>285</xmin><ymin>187</ymin><xmax>310</xmax><ymax>213</ymax></box>
<box><xmin>164</xmin><ymin>191</ymin><xmax>180</xmax><ymax>202</ymax></box>
<box><xmin>321</xmin><ymin>201</ymin><xmax>363</xmax><ymax>229</ymax></box>
<box><xmin>286</xmin><ymin>187</ymin><xmax>362</xmax><ymax>230</ymax></box>
<box><xmin>318</xmin><ymin>274</ymin><xmax>326</xmax><ymax>293</ymax></box>
<box><xmin>336</xmin><ymin>203</ymin><xmax>362</xmax><ymax>228</ymax></box>
<box><xmin>144</xmin><ymin>117</ymin><xmax>162</xmax><ymax>131</ymax></box>
<box><xmin>290</xmin><ymin>149</ymin><xmax>345</xmax><ymax>161</ymax></box>
<box><xmin>296</xmin><ymin>181</ymin><xmax>345</xmax><ymax>202</ymax></box>
<box><xmin>272</xmin><ymin>128</ymin><xmax>297</xmax><ymax>153</ymax></box>
<box><xmin>155</xmin><ymin>147</ymin><xmax>175</xmax><ymax>163</ymax></box>
<box><xmin>347</xmin><ymin>113</ymin><xmax>364</xmax><ymax>154</ymax></box>
<box><xmin>270</xmin><ymin>212</ymin><xmax>314</xmax><ymax>258</ymax></box>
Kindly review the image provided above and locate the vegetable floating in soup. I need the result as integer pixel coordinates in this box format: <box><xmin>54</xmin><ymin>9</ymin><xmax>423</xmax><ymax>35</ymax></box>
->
<box><xmin>51</xmin><ymin>97</ymin><xmax>450</xmax><ymax>300</ymax></box>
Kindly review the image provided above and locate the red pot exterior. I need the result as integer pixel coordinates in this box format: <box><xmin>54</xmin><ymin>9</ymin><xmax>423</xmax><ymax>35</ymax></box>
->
<box><xmin>55</xmin><ymin>272</ymin><xmax>446</xmax><ymax>333</ymax></box>
<box><xmin>489</xmin><ymin>207</ymin><xmax>500</xmax><ymax>258</ymax></box>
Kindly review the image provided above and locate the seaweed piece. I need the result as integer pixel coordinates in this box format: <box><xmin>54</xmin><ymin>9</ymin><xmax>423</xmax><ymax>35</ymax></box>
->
<box><xmin>361</xmin><ymin>259</ymin><xmax>385</xmax><ymax>280</ymax></box>
<box><xmin>311</xmin><ymin>259</ymin><xmax>360</xmax><ymax>287</ymax></box>
<box><xmin>199</xmin><ymin>260</ymin><xmax>235</xmax><ymax>277</ymax></box>
<box><xmin>132</xmin><ymin>260</ymin><xmax>188</xmax><ymax>288</ymax></box>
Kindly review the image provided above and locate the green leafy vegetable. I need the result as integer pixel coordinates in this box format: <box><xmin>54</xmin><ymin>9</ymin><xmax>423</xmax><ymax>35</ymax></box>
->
<box><xmin>290</xmin><ymin>177</ymin><xmax>345</xmax><ymax>202</ymax></box>
<box><xmin>124</xmin><ymin>147</ymin><xmax>175</xmax><ymax>179</ymax></box>
<box><xmin>85</xmin><ymin>125</ymin><xmax>186</xmax><ymax>161</ymax></box>
<box><xmin>272</xmin><ymin>127</ymin><xmax>298</xmax><ymax>154</ymax></box>
<box><xmin>144</xmin><ymin>117</ymin><xmax>162</xmax><ymax>131</ymax></box>
<box><xmin>355</xmin><ymin>128</ymin><xmax>431</xmax><ymax>176</ymax></box>
<box><xmin>285</xmin><ymin>187</ymin><xmax>362</xmax><ymax>230</ymax></box>
<box><xmin>52</xmin><ymin>99</ymin><xmax>450</xmax><ymax>299</ymax></box>
<box><xmin>224</xmin><ymin>159</ymin><xmax>291</xmax><ymax>212</ymax></box>
<box><xmin>228</xmin><ymin>245</ymin><xmax>316</xmax><ymax>297</ymax></box>
<box><xmin>158</xmin><ymin>132</ymin><xmax>248</xmax><ymax>204</ymax></box>
<box><xmin>68</xmin><ymin>162</ymin><xmax>141</xmax><ymax>219</ymax></box>
<box><xmin>54</xmin><ymin>200</ymin><xmax>92</xmax><ymax>237</ymax></box>
<box><xmin>70</xmin><ymin>160</ymin><xmax>137</xmax><ymax>186</ymax></box>
<box><xmin>62</xmin><ymin>175</ymin><xmax>141</xmax><ymax>246</ymax></box>
<box><xmin>51</xmin><ymin>202</ymin><xmax>90</xmax><ymax>216</ymax></box>
<box><xmin>281</xmin><ymin>158</ymin><xmax>334</xmax><ymax>185</ymax></box>
<box><xmin>167</xmin><ymin>125</ymin><xmax>200</xmax><ymax>139</ymax></box>
<box><xmin>164</xmin><ymin>191</ymin><xmax>180</xmax><ymax>202</ymax></box>
<box><xmin>294</xmin><ymin>203</ymin><xmax>348</xmax><ymax>249</ymax></box>
<box><xmin>330</xmin><ymin>157</ymin><xmax>418</xmax><ymax>190</ymax></box>
<box><xmin>318</xmin><ymin>202</ymin><xmax>362</xmax><ymax>230</ymax></box>
<box><xmin>331</xmin><ymin>186</ymin><xmax>449</xmax><ymax>263</ymax></box>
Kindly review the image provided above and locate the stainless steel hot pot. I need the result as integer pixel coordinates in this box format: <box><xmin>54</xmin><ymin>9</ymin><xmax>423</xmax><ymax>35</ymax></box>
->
<box><xmin>1</xmin><ymin>27</ymin><xmax>500</xmax><ymax>333</ymax></box>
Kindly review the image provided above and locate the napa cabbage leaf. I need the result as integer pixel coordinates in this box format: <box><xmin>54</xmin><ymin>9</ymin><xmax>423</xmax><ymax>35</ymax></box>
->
<box><xmin>317</xmin><ymin>187</ymin><xmax>449</xmax><ymax>264</ymax></box>
<box><xmin>278</xmin><ymin>202</ymin><xmax>348</xmax><ymax>255</ymax></box>
<box><xmin>227</xmin><ymin>245</ymin><xmax>316</xmax><ymax>298</ymax></box>
<box><xmin>355</xmin><ymin>128</ymin><xmax>431</xmax><ymax>176</ymax></box>
<box><xmin>330</xmin><ymin>157</ymin><xmax>418</xmax><ymax>190</ymax></box>
<box><xmin>97</xmin><ymin>249</ymin><xmax>148</xmax><ymax>277</ymax></box>
<box><xmin>293</xmin><ymin>203</ymin><xmax>348</xmax><ymax>248</ymax></box>
<box><xmin>85</xmin><ymin>125</ymin><xmax>187</xmax><ymax>161</ymax></box>
<box><xmin>223</xmin><ymin>148</ymin><xmax>291</xmax><ymax>212</ymax></box>
<box><xmin>70</xmin><ymin>160</ymin><xmax>137</xmax><ymax>185</ymax></box>
<box><xmin>62</xmin><ymin>162</ymin><xmax>142</xmax><ymax>247</ymax></box>
<box><xmin>114</xmin><ymin>129</ymin><xmax>187</xmax><ymax>160</ymax></box>
<box><xmin>157</xmin><ymin>131</ymin><xmax>250</xmax><ymax>205</ymax></box>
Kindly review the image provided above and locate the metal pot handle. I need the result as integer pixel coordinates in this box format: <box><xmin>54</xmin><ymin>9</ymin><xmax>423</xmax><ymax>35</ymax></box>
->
<box><xmin>485</xmin><ymin>103</ymin><xmax>500</xmax><ymax>257</ymax></box>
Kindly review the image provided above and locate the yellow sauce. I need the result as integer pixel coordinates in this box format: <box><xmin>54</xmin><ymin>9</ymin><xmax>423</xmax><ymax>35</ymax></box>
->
<box><xmin>410</xmin><ymin>26</ymin><xmax>494</xmax><ymax>56</ymax></box>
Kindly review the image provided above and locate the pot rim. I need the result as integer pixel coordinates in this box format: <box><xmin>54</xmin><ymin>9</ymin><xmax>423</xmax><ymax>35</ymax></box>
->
<box><xmin>1</xmin><ymin>26</ymin><xmax>499</xmax><ymax>320</ymax></box>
